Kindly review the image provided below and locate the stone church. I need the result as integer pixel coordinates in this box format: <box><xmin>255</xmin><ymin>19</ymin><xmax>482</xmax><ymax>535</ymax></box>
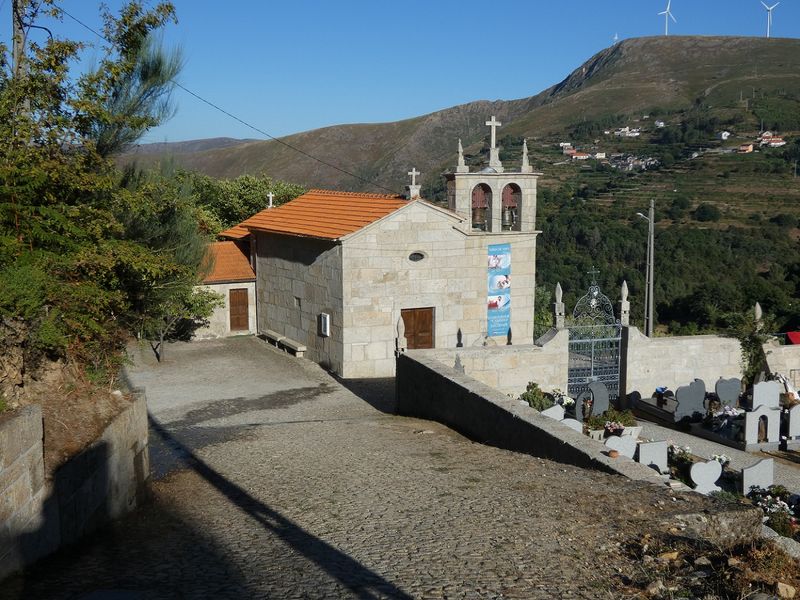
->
<box><xmin>226</xmin><ymin>118</ymin><xmax>541</xmax><ymax>377</ymax></box>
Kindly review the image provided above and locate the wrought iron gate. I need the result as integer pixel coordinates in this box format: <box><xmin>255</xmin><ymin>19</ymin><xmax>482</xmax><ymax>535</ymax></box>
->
<box><xmin>567</xmin><ymin>275</ymin><xmax>622</xmax><ymax>402</ymax></box>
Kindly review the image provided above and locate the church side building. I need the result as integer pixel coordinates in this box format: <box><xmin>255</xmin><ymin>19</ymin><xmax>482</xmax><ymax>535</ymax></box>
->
<box><xmin>242</xmin><ymin>118</ymin><xmax>542</xmax><ymax>377</ymax></box>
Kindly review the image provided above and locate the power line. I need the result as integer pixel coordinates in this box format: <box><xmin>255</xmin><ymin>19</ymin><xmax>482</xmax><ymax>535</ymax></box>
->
<box><xmin>55</xmin><ymin>4</ymin><xmax>402</xmax><ymax>195</ymax></box>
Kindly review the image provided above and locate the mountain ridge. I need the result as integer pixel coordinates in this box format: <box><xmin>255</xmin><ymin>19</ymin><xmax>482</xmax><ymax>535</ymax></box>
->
<box><xmin>122</xmin><ymin>35</ymin><xmax>800</xmax><ymax>193</ymax></box>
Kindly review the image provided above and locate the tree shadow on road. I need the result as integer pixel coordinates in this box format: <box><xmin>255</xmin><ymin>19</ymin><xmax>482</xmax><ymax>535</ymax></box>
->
<box><xmin>334</xmin><ymin>377</ymin><xmax>397</xmax><ymax>415</ymax></box>
<box><xmin>148</xmin><ymin>413</ymin><xmax>414</xmax><ymax>599</ymax></box>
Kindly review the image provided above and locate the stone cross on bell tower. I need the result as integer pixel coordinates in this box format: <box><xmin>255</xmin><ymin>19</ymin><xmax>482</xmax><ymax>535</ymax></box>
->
<box><xmin>486</xmin><ymin>115</ymin><xmax>504</xmax><ymax>172</ymax></box>
<box><xmin>406</xmin><ymin>167</ymin><xmax>421</xmax><ymax>200</ymax></box>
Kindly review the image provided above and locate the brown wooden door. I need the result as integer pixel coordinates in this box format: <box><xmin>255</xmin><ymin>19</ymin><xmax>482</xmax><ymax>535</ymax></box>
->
<box><xmin>229</xmin><ymin>288</ymin><xmax>249</xmax><ymax>331</ymax></box>
<box><xmin>401</xmin><ymin>307</ymin><xmax>434</xmax><ymax>349</ymax></box>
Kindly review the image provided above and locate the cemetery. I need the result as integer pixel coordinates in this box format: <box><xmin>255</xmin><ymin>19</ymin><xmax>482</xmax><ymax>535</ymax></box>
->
<box><xmin>396</xmin><ymin>275</ymin><xmax>800</xmax><ymax>549</ymax></box>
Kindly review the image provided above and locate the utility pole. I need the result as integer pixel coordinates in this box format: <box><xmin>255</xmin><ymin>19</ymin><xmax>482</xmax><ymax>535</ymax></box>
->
<box><xmin>12</xmin><ymin>0</ymin><xmax>27</xmax><ymax>80</ymax></box>
<box><xmin>647</xmin><ymin>199</ymin><xmax>655</xmax><ymax>338</ymax></box>
<box><xmin>636</xmin><ymin>200</ymin><xmax>656</xmax><ymax>337</ymax></box>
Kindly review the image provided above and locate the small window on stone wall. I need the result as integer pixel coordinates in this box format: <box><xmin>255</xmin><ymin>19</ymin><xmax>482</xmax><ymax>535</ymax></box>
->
<box><xmin>408</xmin><ymin>252</ymin><xmax>425</xmax><ymax>262</ymax></box>
<box><xmin>294</xmin><ymin>296</ymin><xmax>301</xmax><ymax>308</ymax></box>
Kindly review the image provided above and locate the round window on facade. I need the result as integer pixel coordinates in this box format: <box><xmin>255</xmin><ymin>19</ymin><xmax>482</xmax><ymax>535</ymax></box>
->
<box><xmin>408</xmin><ymin>252</ymin><xmax>426</xmax><ymax>262</ymax></box>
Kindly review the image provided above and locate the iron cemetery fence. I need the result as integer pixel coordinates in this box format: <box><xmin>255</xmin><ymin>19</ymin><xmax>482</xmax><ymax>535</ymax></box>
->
<box><xmin>567</xmin><ymin>275</ymin><xmax>622</xmax><ymax>402</ymax></box>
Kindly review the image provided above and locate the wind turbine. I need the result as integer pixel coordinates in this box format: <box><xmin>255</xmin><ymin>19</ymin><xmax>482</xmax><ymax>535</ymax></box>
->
<box><xmin>658</xmin><ymin>0</ymin><xmax>677</xmax><ymax>36</ymax></box>
<box><xmin>613</xmin><ymin>32</ymin><xmax>619</xmax><ymax>43</ymax></box>
<box><xmin>761</xmin><ymin>1</ymin><xmax>779</xmax><ymax>38</ymax></box>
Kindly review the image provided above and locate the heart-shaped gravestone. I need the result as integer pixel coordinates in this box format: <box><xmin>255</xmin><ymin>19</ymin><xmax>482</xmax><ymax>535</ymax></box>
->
<box><xmin>560</xmin><ymin>418</ymin><xmax>583</xmax><ymax>433</ymax></box>
<box><xmin>675</xmin><ymin>379</ymin><xmax>706</xmax><ymax>421</ymax></box>
<box><xmin>689</xmin><ymin>460</ymin><xmax>722</xmax><ymax>494</ymax></box>
<box><xmin>715</xmin><ymin>377</ymin><xmax>741</xmax><ymax>407</ymax></box>
<box><xmin>605</xmin><ymin>435</ymin><xmax>636</xmax><ymax>458</ymax></box>
<box><xmin>541</xmin><ymin>405</ymin><xmax>565</xmax><ymax>421</ymax></box>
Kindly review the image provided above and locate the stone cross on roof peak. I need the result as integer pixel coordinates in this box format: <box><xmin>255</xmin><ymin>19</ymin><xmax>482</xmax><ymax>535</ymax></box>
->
<box><xmin>485</xmin><ymin>115</ymin><xmax>502</xmax><ymax>149</ymax></box>
<box><xmin>267</xmin><ymin>191</ymin><xmax>274</xmax><ymax>208</ymax></box>
<box><xmin>407</xmin><ymin>168</ymin><xmax>420</xmax><ymax>186</ymax></box>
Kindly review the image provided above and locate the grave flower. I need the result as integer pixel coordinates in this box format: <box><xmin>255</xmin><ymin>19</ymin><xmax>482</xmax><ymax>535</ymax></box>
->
<box><xmin>711</xmin><ymin>454</ymin><xmax>731</xmax><ymax>468</ymax></box>
<box><xmin>604</xmin><ymin>420</ymin><xmax>625</xmax><ymax>436</ymax></box>
<box><xmin>551</xmin><ymin>389</ymin><xmax>575</xmax><ymax>407</ymax></box>
<box><xmin>668</xmin><ymin>444</ymin><xmax>692</xmax><ymax>461</ymax></box>
<box><xmin>712</xmin><ymin>405</ymin><xmax>743</xmax><ymax>418</ymax></box>
<box><xmin>747</xmin><ymin>485</ymin><xmax>800</xmax><ymax>540</ymax></box>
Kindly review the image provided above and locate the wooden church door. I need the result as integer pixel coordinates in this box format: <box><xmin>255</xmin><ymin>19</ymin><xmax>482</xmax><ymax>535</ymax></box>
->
<box><xmin>229</xmin><ymin>288</ymin><xmax>249</xmax><ymax>331</ymax></box>
<box><xmin>401</xmin><ymin>307</ymin><xmax>434</xmax><ymax>349</ymax></box>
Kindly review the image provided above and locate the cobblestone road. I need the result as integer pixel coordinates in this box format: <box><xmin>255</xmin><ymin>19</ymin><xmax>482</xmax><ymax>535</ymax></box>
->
<box><xmin>3</xmin><ymin>337</ymin><xmax>718</xmax><ymax>599</ymax></box>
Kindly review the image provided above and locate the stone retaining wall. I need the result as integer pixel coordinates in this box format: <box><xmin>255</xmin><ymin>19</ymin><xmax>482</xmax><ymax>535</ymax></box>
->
<box><xmin>764</xmin><ymin>340</ymin><xmax>800</xmax><ymax>389</ymax></box>
<box><xmin>622</xmin><ymin>326</ymin><xmax>742</xmax><ymax>399</ymax></box>
<box><xmin>0</xmin><ymin>393</ymin><xmax>149</xmax><ymax>581</ymax></box>
<box><xmin>408</xmin><ymin>329</ymin><xmax>569</xmax><ymax>397</ymax></box>
<box><xmin>396</xmin><ymin>351</ymin><xmax>663</xmax><ymax>483</ymax></box>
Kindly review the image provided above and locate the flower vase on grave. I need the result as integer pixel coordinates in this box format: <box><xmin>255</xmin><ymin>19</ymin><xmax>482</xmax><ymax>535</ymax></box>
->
<box><xmin>587</xmin><ymin>429</ymin><xmax>605</xmax><ymax>441</ymax></box>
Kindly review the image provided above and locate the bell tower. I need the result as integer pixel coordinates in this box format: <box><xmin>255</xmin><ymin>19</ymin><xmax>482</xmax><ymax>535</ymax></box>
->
<box><xmin>445</xmin><ymin>117</ymin><xmax>540</xmax><ymax>234</ymax></box>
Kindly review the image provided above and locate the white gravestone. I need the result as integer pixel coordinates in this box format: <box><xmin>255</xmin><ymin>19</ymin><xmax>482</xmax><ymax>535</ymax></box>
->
<box><xmin>690</xmin><ymin>460</ymin><xmax>722</xmax><ymax>495</ymax></box>
<box><xmin>753</xmin><ymin>381</ymin><xmax>781</xmax><ymax>410</ymax></box>
<box><xmin>605</xmin><ymin>435</ymin><xmax>636</xmax><ymax>458</ymax></box>
<box><xmin>741</xmin><ymin>458</ymin><xmax>774</xmax><ymax>494</ymax></box>
<box><xmin>541</xmin><ymin>404</ymin><xmax>565</xmax><ymax>421</ymax></box>
<box><xmin>636</xmin><ymin>440</ymin><xmax>669</xmax><ymax>475</ymax></box>
<box><xmin>788</xmin><ymin>405</ymin><xmax>800</xmax><ymax>440</ymax></box>
<box><xmin>744</xmin><ymin>404</ymin><xmax>781</xmax><ymax>445</ymax></box>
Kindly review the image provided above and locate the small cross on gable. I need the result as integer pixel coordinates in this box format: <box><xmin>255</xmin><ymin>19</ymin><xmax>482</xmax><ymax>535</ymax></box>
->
<box><xmin>267</xmin><ymin>191</ymin><xmax>274</xmax><ymax>208</ymax></box>
<box><xmin>408</xmin><ymin>168</ymin><xmax>420</xmax><ymax>186</ymax></box>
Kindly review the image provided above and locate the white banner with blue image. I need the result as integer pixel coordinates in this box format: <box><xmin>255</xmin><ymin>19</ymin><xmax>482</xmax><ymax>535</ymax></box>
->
<box><xmin>487</xmin><ymin>243</ymin><xmax>511</xmax><ymax>337</ymax></box>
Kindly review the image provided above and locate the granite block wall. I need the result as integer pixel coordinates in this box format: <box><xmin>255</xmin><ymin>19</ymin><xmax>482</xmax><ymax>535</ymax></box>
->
<box><xmin>0</xmin><ymin>394</ymin><xmax>149</xmax><ymax>581</ymax></box>
<box><xmin>407</xmin><ymin>330</ymin><xmax>569</xmax><ymax>397</ymax></box>
<box><xmin>341</xmin><ymin>202</ymin><xmax>538</xmax><ymax>378</ymax></box>
<box><xmin>256</xmin><ymin>232</ymin><xmax>344</xmax><ymax>373</ymax></box>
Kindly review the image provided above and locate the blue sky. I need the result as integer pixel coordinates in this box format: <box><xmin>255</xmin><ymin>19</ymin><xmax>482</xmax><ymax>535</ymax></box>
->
<box><xmin>4</xmin><ymin>0</ymin><xmax>800</xmax><ymax>142</ymax></box>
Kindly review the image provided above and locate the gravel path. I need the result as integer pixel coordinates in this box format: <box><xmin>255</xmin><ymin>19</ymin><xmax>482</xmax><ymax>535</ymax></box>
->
<box><xmin>3</xmin><ymin>337</ymin><xmax>730</xmax><ymax>599</ymax></box>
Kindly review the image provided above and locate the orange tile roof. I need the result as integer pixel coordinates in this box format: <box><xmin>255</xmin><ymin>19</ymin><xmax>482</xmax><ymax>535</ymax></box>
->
<box><xmin>241</xmin><ymin>189</ymin><xmax>408</xmax><ymax>240</ymax></box>
<box><xmin>218</xmin><ymin>224</ymin><xmax>250</xmax><ymax>239</ymax></box>
<box><xmin>201</xmin><ymin>241</ymin><xmax>255</xmax><ymax>284</ymax></box>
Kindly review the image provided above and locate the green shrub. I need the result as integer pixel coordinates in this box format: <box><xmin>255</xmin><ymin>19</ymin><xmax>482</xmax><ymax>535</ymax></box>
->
<box><xmin>770</xmin><ymin>213</ymin><xmax>798</xmax><ymax>228</ymax></box>
<box><xmin>585</xmin><ymin>408</ymin><xmax>637</xmax><ymax>429</ymax></box>
<box><xmin>710</xmin><ymin>490</ymin><xmax>742</xmax><ymax>504</ymax></box>
<box><xmin>520</xmin><ymin>382</ymin><xmax>554</xmax><ymax>411</ymax></box>
<box><xmin>694</xmin><ymin>202</ymin><xmax>721</xmax><ymax>222</ymax></box>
